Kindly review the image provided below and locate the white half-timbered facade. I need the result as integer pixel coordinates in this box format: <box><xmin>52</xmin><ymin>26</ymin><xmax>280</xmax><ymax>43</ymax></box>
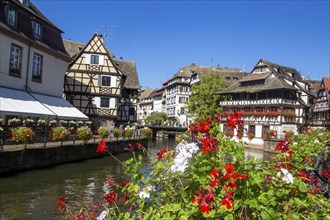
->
<box><xmin>217</xmin><ymin>59</ymin><xmax>316</xmax><ymax>145</ymax></box>
<box><xmin>63</xmin><ymin>33</ymin><xmax>140</xmax><ymax>127</ymax></box>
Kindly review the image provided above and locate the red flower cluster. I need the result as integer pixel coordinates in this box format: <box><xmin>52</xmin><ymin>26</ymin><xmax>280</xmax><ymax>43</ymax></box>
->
<box><xmin>221</xmin><ymin>186</ymin><xmax>234</xmax><ymax>209</ymax></box>
<box><xmin>189</xmin><ymin>118</ymin><xmax>212</xmax><ymax>133</ymax></box>
<box><xmin>88</xmin><ymin>202</ymin><xmax>100</xmax><ymax>219</ymax></box>
<box><xmin>225</xmin><ymin>112</ymin><xmax>244</xmax><ymax>137</ymax></box>
<box><xmin>201</xmin><ymin>136</ymin><xmax>218</xmax><ymax>153</ymax></box>
<box><xmin>104</xmin><ymin>190</ymin><xmax>120</xmax><ymax>204</ymax></box>
<box><xmin>57</xmin><ymin>197</ymin><xmax>66</xmax><ymax>211</ymax></box>
<box><xmin>157</xmin><ymin>147</ymin><xmax>173</xmax><ymax>160</ymax></box>
<box><xmin>192</xmin><ymin>187</ymin><xmax>216</xmax><ymax>214</ymax></box>
<box><xmin>96</xmin><ymin>140</ymin><xmax>108</xmax><ymax>153</ymax></box>
<box><xmin>105</xmin><ymin>179</ymin><xmax>115</xmax><ymax>186</ymax></box>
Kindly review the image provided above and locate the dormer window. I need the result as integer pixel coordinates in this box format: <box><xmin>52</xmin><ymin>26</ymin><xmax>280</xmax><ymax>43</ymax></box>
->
<box><xmin>32</xmin><ymin>21</ymin><xmax>42</xmax><ymax>39</ymax></box>
<box><xmin>23</xmin><ymin>0</ymin><xmax>30</xmax><ymax>7</ymax></box>
<box><xmin>19</xmin><ymin>0</ymin><xmax>30</xmax><ymax>7</ymax></box>
<box><xmin>5</xmin><ymin>6</ymin><xmax>18</xmax><ymax>27</ymax></box>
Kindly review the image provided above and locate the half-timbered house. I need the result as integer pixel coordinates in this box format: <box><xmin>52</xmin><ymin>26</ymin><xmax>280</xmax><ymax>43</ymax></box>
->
<box><xmin>63</xmin><ymin>33</ymin><xmax>140</xmax><ymax>128</ymax></box>
<box><xmin>217</xmin><ymin>59</ymin><xmax>316</xmax><ymax>145</ymax></box>
<box><xmin>309</xmin><ymin>77</ymin><xmax>330</xmax><ymax>128</ymax></box>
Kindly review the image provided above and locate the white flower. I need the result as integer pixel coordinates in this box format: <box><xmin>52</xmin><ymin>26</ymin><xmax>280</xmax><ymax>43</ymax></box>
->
<box><xmin>277</xmin><ymin>168</ymin><xmax>294</xmax><ymax>184</ymax></box>
<box><xmin>139</xmin><ymin>191</ymin><xmax>150</xmax><ymax>199</ymax></box>
<box><xmin>97</xmin><ymin>211</ymin><xmax>107</xmax><ymax>220</ymax></box>
<box><xmin>138</xmin><ymin>185</ymin><xmax>154</xmax><ymax>199</ymax></box>
<box><xmin>314</xmin><ymin>139</ymin><xmax>319</xmax><ymax>144</ymax></box>
<box><xmin>170</xmin><ymin>142</ymin><xmax>199</xmax><ymax>173</ymax></box>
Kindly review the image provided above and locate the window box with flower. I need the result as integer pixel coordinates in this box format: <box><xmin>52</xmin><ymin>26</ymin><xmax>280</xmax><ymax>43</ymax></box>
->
<box><xmin>10</xmin><ymin>126</ymin><xmax>35</xmax><ymax>149</ymax></box>
<box><xmin>97</xmin><ymin>127</ymin><xmax>110</xmax><ymax>139</ymax></box>
<box><xmin>8</xmin><ymin>118</ymin><xmax>22</xmax><ymax>126</ymax></box>
<box><xmin>76</xmin><ymin>126</ymin><xmax>93</xmax><ymax>144</ymax></box>
<box><xmin>50</xmin><ymin>126</ymin><xmax>71</xmax><ymax>142</ymax></box>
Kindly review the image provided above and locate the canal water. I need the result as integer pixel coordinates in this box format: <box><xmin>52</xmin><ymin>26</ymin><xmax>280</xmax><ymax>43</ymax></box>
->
<box><xmin>0</xmin><ymin>138</ymin><xmax>264</xmax><ymax>220</ymax></box>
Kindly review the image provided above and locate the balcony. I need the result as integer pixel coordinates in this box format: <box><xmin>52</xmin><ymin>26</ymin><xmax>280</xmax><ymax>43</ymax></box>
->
<box><xmin>219</xmin><ymin>98</ymin><xmax>299</xmax><ymax>106</ymax></box>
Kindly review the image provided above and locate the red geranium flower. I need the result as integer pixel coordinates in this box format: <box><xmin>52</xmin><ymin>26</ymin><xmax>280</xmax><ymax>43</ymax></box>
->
<box><xmin>57</xmin><ymin>197</ymin><xmax>66</xmax><ymax>211</ymax></box>
<box><xmin>239</xmin><ymin>173</ymin><xmax>248</xmax><ymax>180</ymax></box>
<box><xmin>104</xmin><ymin>191</ymin><xmax>120</xmax><ymax>204</ymax></box>
<box><xmin>96</xmin><ymin>140</ymin><xmax>108</xmax><ymax>153</ymax></box>
<box><xmin>221</xmin><ymin>187</ymin><xmax>234</xmax><ymax>210</ymax></box>
<box><xmin>105</xmin><ymin>179</ymin><xmax>115</xmax><ymax>186</ymax></box>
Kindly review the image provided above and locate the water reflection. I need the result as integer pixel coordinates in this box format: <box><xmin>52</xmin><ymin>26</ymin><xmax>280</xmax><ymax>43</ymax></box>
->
<box><xmin>0</xmin><ymin>138</ymin><xmax>268</xmax><ymax>219</ymax></box>
<box><xmin>0</xmin><ymin>138</ymin><xmax>176</xmax><ymax>220</ymax></box>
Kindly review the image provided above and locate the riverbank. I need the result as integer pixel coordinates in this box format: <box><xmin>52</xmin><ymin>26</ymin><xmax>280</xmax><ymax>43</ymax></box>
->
<box><xmin>0</xmin><ymin>138</ymin><xmax>148</xmax><ymax>176</ymax></box>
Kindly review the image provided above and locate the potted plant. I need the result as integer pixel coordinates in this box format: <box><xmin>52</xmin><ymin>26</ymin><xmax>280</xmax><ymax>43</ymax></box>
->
<box><xmin>76</xmin><ymin>126</ymin><xmax>93</xmax><ymax>144</ymax></box>
<box><xmin>98</xmin><ymin>127</ymin><xmax>110</xmax><ymax>139</ymax></box>
<box><xmin>113</xmin><ymin>128</ymin><xmax>122</xmax><ymax>138</ymax></box>
<box><xmin>10</xmin><ymin>126</ymin><xmax>35</xmax><ymax>149</ymax></box>
<box><xmin>51</xmin><ymin>126</ymin><xmax>71</xmax><ymax>142</ymax></box>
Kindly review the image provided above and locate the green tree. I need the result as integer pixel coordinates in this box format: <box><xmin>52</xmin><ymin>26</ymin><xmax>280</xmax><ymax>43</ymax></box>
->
<box><xmin>186</xmin><ymin>71</ymin><xmax>227</xmax><ymax>121</ymax></box>
<box><xmin>145</xmin><ymin>112</ymin><xmax>168</xmax><ymax>126</ymax></box>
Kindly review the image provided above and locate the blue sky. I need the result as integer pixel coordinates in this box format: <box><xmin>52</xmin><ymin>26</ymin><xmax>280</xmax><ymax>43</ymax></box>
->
<box><xmin>34</xmin><ymin>0</ymin><xmax>329</xmax><ymax>89</ymax></box>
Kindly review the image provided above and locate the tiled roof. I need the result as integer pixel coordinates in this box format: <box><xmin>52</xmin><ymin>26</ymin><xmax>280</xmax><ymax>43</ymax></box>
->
<box><xmin>115</xmin><ymin>60</ymin><xmax>141</xmax><ymax>90</ymax></box>
<box><xmin>0</xmin><ymin>0</ymin><xmax>69</xmax><ymax>58</ymax></box>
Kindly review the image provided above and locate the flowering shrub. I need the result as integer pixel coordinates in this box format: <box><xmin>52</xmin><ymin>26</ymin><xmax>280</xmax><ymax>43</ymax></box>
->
<box><xmin>22</xmin><ymin>118</ymin><xmax>34</xmax><ymax>126</ymax></box>
<box><xmin>37</xmin><ymin>119</ymin><xmax>48</xmax><ymax>126</ymax></box>
<box><xmin>98</xmin><ymin>127</ymin><xmax>110</xmax><ymax>139</ymax></box>
<box><xmin>57</xmin><ymin>113</ymin><xmax>330</xmax><ymax>219</ymax></box>
<box><xmin>48</xmin><ymin>120</ymin><xmax>57</xmax><ymax>127</ymax></box>
<box><xmin>58</xmin><ymin>120</ymin><xmax>68</xmax><ymax>126</ymax></box>
<box><xmin>10</xmin><ymin>126</ymin><xmax>35</xmax><ymax>149</ymax></box>
<box><xmin>8</xmin><ymin>118</ymin><xmax>21</xmax><ymax>126</ymax></box>
<box><xmin>51</xmin><ymin>126</ymin><xmax>71</xmax><ymax>141</ymax></box>
<box><xmin>76</xmin><ymin>126</ymin><xmax>93</xmax><ymax>143</ymax></box>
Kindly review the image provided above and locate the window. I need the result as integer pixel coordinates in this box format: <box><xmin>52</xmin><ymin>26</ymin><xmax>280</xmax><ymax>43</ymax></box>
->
<box><xmin>6</xmin><ymin>6</ymin><xmax>17</xmax><ymax>27</ymax></box>
<box><xmin>22</xmin><ymin>0</ymin><xmax>30</xmax><ymax>6</ymax></box>
<box><xmin>32</xmin><ymin>53</ymin><xmax>43</xmax><ymax>82</ymax></box>
<box><xmin>32</xmin><ymin>21</ymin><xmax>42</xmax><ymax>39</ymax></box>
<box><xmin>9</xmin><ymin>44</ymin><xmax>22</xmax><ymax>76</ymax></box>
<box><xmin>248</xmin><ymin>125</ymin><xmax>255</xmax><ymax>136</ymax></box>
<box><xmin>101</xmin><ymin>75</ymin><xmax>111</xmax><ymax>87</ymax></box>
<box><xmin>90</xmin><ymin>55</ymin><xmax>99</xmax><ymax>65</ymax></box>
<box><xmin>129</xmin><ymin>107</ymin><xmax>135</xmax><ymax>116</ymax></box>
<box><xmin>100</xmin><ymin>98</ymin><xmax>110</xmax><ymax>108</ymax></box>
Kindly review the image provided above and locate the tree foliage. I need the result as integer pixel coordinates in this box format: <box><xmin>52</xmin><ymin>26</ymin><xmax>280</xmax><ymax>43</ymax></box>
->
<box><xmin>186</xmin><ymin>71</ymin><xmax>227</xmax><ymax>121</ymax></box>
<box><xmin>145</xmin><ymin>112</ymin><xmax>168</xmax><ymax>125</ymax></box>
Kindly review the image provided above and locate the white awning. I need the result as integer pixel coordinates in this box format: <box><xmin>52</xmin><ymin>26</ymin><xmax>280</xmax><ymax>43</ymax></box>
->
<box><xmin>0</xmin><ymin>87</ymin><xmax>88</xmax><ymax>120</ymax></box>
<box><xmin>0</xmin><ymin>87</ymin><xmax>56</xmax><ymax>117</ymax></box>
<box><xmin>30</xmin><ymin>93</ymin><xmax>89</xmax><ymax>120</ymax></box>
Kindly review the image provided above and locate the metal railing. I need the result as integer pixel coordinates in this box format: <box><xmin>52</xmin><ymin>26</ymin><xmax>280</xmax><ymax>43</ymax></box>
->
<box><xmin>0</xmin><ymin>125</ymin><xmax>149</xmax><ymax>151</ymax></box>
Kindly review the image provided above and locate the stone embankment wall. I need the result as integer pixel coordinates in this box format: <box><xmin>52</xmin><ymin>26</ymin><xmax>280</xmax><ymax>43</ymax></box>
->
<box><xmin>0</xmin><ymin>139</ymin><xmax>148</xmax><ymax>176</ymax></box>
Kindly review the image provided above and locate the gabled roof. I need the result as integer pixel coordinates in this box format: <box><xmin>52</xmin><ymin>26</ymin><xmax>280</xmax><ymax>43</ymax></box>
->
<box><xmin>139</xmin><ymin>88</ymin><xmax>154</xmax><ymax>100</ymax></box>
<box><xmin>217</xmin><ymin>59</ymin><xmax>304</xmax><ymax>94</ymax></box>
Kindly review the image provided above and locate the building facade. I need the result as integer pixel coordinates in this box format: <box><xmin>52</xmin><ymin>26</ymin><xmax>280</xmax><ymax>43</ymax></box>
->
<box><xmin>63</xmin><ymin>33</ymin><xmax>140</xmax><ymax>128</ymax></box>
<box><xmin>0</xmin><ymin>0</ymin><xmax>87</xmax><ymax>121</ymax></box>
<box><xmin>217</xmin><ymin>59</ymin><xmax>316</xmax><ymax>145</ymax></box>
<box><xmin>137</xmin><ymin>87</ymin><xmax>154</xmax><ymax>122</ymax></box>
<box><xmin>309</xmin><ymin>77</ymin><xmax>330</xmax><ymax>128</ymax></box>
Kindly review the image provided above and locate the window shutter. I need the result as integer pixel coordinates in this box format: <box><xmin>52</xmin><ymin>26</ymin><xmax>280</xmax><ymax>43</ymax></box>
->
<box><xmin>98</xmin><ymin>74</ymin><xmax>102</xmax><ymax>86</ymax></box>
<box><xmin>85</xmin><ymin>54</ymin><xmax>91</xmax><ymax>64</ymax></box>
<box><xmin>111</xmin><ymin>76</ymin><xmax>116</xmax><ymax>87</ymax></box>
<box><xmin>94</xmin><ymin>97</ymin><xmax>100</xmax><ymax>108</ymax></box>
<box><xmin>99</xmin><ymin>55</ymin><xmax>104</xmax><ymax>65</ymax></box>
<box><xmin>110</xmin><ymin>98</ymin><xmax>116</xmax><ymax>109</ymax></box>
